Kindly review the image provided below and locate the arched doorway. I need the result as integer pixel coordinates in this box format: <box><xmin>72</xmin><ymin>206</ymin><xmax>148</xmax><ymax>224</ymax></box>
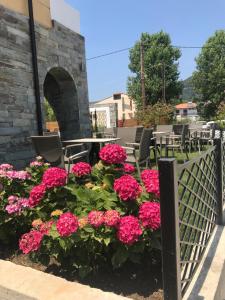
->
<box><xmin>43</xmin><ymin>67</ymin><xmax>81</xmax><ymax>140</ymax></box>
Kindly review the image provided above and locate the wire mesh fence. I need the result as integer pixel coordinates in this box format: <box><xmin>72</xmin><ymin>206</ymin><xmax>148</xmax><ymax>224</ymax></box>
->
<box><xmin>159</xmin><ymin>139</ymin><xmax>224</xmax><ymax>300</ymax></box>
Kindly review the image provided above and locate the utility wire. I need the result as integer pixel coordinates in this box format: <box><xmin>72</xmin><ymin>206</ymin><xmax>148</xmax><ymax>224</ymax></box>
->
<box><xmin>87</xmin><ymin>44</ymin><xmax>225</xmax><ymax>61</ymax></box>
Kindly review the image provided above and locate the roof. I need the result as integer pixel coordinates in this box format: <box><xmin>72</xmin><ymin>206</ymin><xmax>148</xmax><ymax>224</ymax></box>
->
<box><xmin>176</xmin><ymin>102</ymin><xmax>197</xmax><ymax>109</ymax></box>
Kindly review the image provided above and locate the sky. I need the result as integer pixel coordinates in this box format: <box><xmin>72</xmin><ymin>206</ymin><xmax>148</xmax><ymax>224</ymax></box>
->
<box><xmin>65</xmin><ymin>0</ymin><xmax>225</xmax><ymax>102</ymax></box>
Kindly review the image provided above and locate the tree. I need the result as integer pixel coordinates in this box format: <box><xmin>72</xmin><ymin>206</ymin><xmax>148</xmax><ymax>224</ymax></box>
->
<box><xmin>127</xmin><ymin>31</ymin><xmax>182</xmax><ymax>108</ymax></box>
<box><xmin>192</xmin><ymin>30</ymin><xmax>225</xmax><ymax>119</ymax></box>
<box><xmin>44</xmin><ymin>99</ymin><xmax>56</xmax><ymax>122</ymax></box>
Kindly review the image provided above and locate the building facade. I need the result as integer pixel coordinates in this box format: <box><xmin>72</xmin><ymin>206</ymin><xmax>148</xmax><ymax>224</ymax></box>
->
<box><xmin>89</xmin><ymin>93</ymin><xmax>136</xmax><ymax>128</ymax></box>
<box><xmin>0</xmin><ymin>0</ymin><xmax>91</xmax><ymax>167</ymax></box>
<box><xmin>175</xmin><ymin>102</ymin><xmax>198</xmax><ymax>121</ymax></box>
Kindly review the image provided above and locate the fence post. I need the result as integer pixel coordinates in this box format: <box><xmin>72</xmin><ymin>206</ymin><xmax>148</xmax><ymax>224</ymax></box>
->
<box><xmin>159</xmin><ymin>158</ymin><xmax>182</xmax><ymax>300</ymax></box>
<box><xmin>214</xmin><ymin>138</ymin><xmax>224</xmax><ymax>225</ymax></box>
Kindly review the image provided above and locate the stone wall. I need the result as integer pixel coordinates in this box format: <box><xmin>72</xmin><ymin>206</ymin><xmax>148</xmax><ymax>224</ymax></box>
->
<box><xmin>0</xmin><ymin>5</ymin><xmax>91</xmax><ymax>168</ymax></box>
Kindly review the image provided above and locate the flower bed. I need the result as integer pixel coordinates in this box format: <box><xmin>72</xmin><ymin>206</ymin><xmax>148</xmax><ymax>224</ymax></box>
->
<box><xmin>0</xmin><ymin>145</ymin><xmax>161</xmax><ymax>280</ymax></box>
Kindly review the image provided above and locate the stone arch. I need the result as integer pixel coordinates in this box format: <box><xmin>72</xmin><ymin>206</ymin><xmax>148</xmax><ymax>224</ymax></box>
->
<box><xmin>43</xmin><ymin>67</ymin><xmax>81</xmax><ymax>140</ymax></box>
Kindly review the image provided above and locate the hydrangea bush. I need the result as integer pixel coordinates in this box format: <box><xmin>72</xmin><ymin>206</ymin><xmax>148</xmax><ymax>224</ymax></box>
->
<box><xmin>0</xmin><ymin>145</ymin><xmax>161</xmax><ymax>277</ymax></box>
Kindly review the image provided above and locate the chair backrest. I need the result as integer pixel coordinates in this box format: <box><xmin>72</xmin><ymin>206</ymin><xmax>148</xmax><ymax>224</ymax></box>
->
<box><xmin>116</xmin><ymin>127</ymin><xmax>137</xmax><ymax>146</ymax></box>
<box><xmin>31</xmin><ymin>135</ymin><xmax>64</xmax><ymax>168</ymax></box>
<box><xmin>139</xmin><ymin>128</ymin><xmax>153</xmax><ymax>163</ymax></box>
<box><xmin>135</xmin><ymin>126</ymin><xmax>144</xmax><ymax>143</ymax></box>
<box><xmin>172</xmin><ymin>124</ymin><xmax>184</xmax><ymax>135</ymax></box>
<box><xmin>104</xmin><ymin>127</ymin><xmax>117</xmax><ymax>138</ymax></box>
<box><xmin>156</xmin><ymin>125</ymin><xmax>173</xmax><ymax>134</ymax></box>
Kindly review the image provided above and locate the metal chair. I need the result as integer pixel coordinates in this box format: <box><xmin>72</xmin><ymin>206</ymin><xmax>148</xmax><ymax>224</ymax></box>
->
<box><xmin>31</xmin><ymin>135</ymin><xmax>89</xmax><ymax>172</ymax></box>
<box><xmin>165</xmin><ymin>125</ymin><xmax>189</xmax><ymax>161</ymax></box>
<box><xmin>123</xmin><ymin>128</ymin><xmax>154</xmax><ymax>176</ymax></box>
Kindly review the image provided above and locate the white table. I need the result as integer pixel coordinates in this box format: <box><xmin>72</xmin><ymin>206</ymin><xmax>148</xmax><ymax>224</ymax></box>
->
<box><xmin>63</xmin><ymin>138</ymin><xmax>121</xmax><ymax>164</ymax></box>
<box><xmin>63</xmin><ymin>138</ymin><xmax>120</xmax><ymax>148</ymax></box>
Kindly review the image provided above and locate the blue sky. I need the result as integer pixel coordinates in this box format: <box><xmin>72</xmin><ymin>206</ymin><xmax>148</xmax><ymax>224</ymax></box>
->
<box><xmin>66</xmin><ymin>0</ymin><xmax>225</xmax><ymax>101</ymax></box>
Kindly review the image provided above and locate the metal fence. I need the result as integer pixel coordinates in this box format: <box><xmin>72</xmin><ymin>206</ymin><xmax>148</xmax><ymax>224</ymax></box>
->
<box><xmin>159</xmin><ymin>138</ymin><xmax>224</xmax><ymax>300</ymax></box>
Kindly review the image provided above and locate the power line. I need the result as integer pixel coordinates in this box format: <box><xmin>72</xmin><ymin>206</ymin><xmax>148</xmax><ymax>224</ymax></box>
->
<box><xmin>87</xmin><ymin>44</ymin><xmax>225</xmax><ymax>61</ymax></box>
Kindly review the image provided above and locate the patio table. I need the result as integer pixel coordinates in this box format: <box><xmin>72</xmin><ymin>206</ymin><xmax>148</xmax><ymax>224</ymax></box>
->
<box><xmin>62</xmin><ymin>138</ymin><xmax>120</xmax><ymax>164</ymax></box>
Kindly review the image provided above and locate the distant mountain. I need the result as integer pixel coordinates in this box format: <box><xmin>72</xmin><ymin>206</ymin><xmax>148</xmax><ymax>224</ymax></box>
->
<box><xmin>181</xmin><ymin>76</ymin><xmax>197</xmax><ymax>100</ymax></box>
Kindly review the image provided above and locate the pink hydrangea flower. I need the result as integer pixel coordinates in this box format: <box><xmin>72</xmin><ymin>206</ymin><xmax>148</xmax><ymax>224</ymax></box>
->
<box><xmin>114</xmin><ymin>175</ymin><xmax>142</xmax><ymax>201</ymax></box>
<box><xmin>72</xmin><ymin>162</ymin><xmax>92</xmax><ymax>177</ymax></box>
<box><xmin>5</xmin><ymin>196</ymin><xmax>29</xmax><ymax>214</ymax></box>
<box><xmin>104</xmin><ymin>210</ymin><xmax>120</xmax><ymax>227</ymax></box>
<box><xmin>42</xmin><ymin>167</ymin><xmax>67</xmax><ymax>189</ymax></box>
<box><xmin>19</xmin><ymin>230</ymin><xmax>43</xmax><ymax>254</ymax></box>
<box><xmin>139</xmin><ymin>202</ymin><xmax>161</xmax><ymax>230</ymax></box>
<box><xmin>5</xmin><ymin>170</ymin><xmax>31</xmax><ymax>181</ymax></box>
<box><xmin>0</xmin><ymin>164</ymin><xmax>13</xmax><ymax>171</ymax></box>
<box><xmin>30</xmin><ymin>161</ymin><xmax>44</xmax><ymax>167</ymax></box>
<box><xmin>117</xmin><ymin>216</ymin><xmax>142</xmax><ymax>245</ymax></box>
<box><xmin>56</xmin><ymin>212</ymin><xmax>78</xmax><ymax>237</ymax></box>
<box><xmin>88</xmin><ymin>211</ymin><xmax>104</xmax><ymax>228</ymax></box>
<box><xmin>141</xmin><ymin>170</ymin><xmax>160</xmax><ymax>198</ymax></box>
<box><xmin>123</xmin><ymin>163</ymin><xmax>136</xmax><ymax>174</ymax></box>
<box><xmin>99</xmin><ymin>144</ymin><xmax>127</xmax><ymax>164</ymax></box>
<box><xmin>28</xmin><ymin>184</ymin><xmax>46</xmax><ymax>208</ymax></box>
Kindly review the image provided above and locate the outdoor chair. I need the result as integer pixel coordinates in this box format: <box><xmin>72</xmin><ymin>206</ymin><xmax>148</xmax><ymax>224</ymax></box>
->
<box><xmin>116</xmin><ymin>127</ymin><xmax>138</xmax><ymax>146</ymax></box>
<box><xmin>103</xmin><ymin>127</ymin><xmax>117</xmax><ymax>138</ymax></box>
<box><xmin>31</xmin><ymin>135</ymin><xmax>89</xmax><ymax>172</ymax></box>
<box><xmin>165</xmin><ymin>124</ymin><xmax>189</xmax><ymax>161</ymax></box>
<box><xmin>123</xmin><ymin>128</ymin><xmax>155</xmax><ymax>176</ymax></box>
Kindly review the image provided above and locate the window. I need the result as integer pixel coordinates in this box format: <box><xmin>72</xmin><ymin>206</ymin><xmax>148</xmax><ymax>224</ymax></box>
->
<box><xmin>183</xmin><ymin>109</ymin><xmax>187</xmax><ymax>116</ymax></box>
<box><xmin>113</xmin><ymin>93</ymin><xmax>121</xmax><ymax>100</ymax></box>
<box><xmin>176</xmin><ymin>110</ymin><xmax>179</xmax><ymax>114</ymax></box>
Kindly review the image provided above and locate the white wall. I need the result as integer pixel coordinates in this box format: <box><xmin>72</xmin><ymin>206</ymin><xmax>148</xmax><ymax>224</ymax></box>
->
<box><xmin>50</xmin><ymin>0</ymin><xmax>80</xmax><ymax>34</ymax></box>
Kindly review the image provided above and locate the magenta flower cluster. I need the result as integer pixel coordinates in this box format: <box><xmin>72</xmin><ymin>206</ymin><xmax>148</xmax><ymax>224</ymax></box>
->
<box><xmin>88</xmin><ymin>211</ymin><xmax>104</xmax><ymax>228</ymax></box>
<box><xmin>141</xmin><ymin>170</ymin><xmax>160</xmax><ymax>198</ymax></box>
<box><xmin>123</xmin><ymin>163</ymin><xmax>135</xmax><ymax>174</ymax></box>
<box><xmin>5</xmin><ymin>196</ymin><xmax>29</xmax><ymax>214</ymax></box>
<box><xmin>103</xmin><ymin>210</ymin><xmax>120</xmax><ymax>227</ymax></box>
<box><xmin>114</xmin><ymin>175</ymin><xmax>142</xmax><ymax>201</ymax></box>
<box><xmin>139</xmin><ymin>201</ymin><xmax>161</xmax><ymax>230</ymax></box>
<box><xmin>28</xmin><ymin>184</ymin><xmax>46</xmax><ymax>208</ymax></box>
<box><xmin>72</xmin><ymin>162</ymin><xmax>92</xmax><ymax>177</ymax></box>
<box><xmin>19</xmin><ymin>230</ymin><xmax>43</xmax><ymax>254</ymax></box>
<box><xmin>117</xmin><ymin>216</ymin><xmax>142</xmax><ymax>245</ymax></box>
<box><xmin>99</xmin><ymin>144</ymin><xmax>127</xmax><ymax>164</ymax></box>
<box><xmin>56</xmin><ymin>212</ymin><xmax>79</xmax><ymax>237</ymax></box>
<box><xmin>42</xmin><ymin>167</ymin><xmax>67</xmax><ymax>189</ymax></box>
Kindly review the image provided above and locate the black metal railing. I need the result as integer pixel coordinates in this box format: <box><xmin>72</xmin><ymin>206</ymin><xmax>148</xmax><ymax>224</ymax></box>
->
<box><xmin>159</xmin><ymin>138</ymin><xmax>224</xmax><ymax>300</ymax></box>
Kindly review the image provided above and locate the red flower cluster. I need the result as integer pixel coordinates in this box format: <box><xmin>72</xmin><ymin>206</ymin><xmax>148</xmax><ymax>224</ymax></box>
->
<box><xmin>141</xmin><ymin>170</ymin><xmax>160</xmax><ymax>198</ymax></box>
<box><xmin>114</xmin><ymin>175</ymin><xmax>142</xmax><ymax>201</ymax></box>
<box><xmin>42</xmin><ymin>167</ymin><xmax>67</xmax><ymax>189</ymax></box>
<box><xmin>28</xmin><ymin>184</ymin><xmax>46</xmax><ymax>207</ymax></box>
<box><xmin>123</xmin><ymin>163</ymin><xmax>135</xmax><ymax>174</ymax></box>
<box><xmin>117</xmin><ymin>216</ymin><xmax>142</xmax><ymax>245</ymax></box>
<box><xmin>139</xmin><ymin>202</ymin><xmax>161</xmax><ymax>230</ymax></box>
<box><xmin>104</xmin><ymin>210</ymin><xmax>120</xmax><ymax>227</ymax></box>
<box><xmin>56</xmin><ymin>212</ymin><xmax>79</xmax><ymax>237</ymax></box>
<box><xmin>88</xmin><ymin>211</ymin><xmax>104</xmax><ymax>228</ymax></box>
<box><xmin>99</xmin><ymin>144</ymin><xmax>127</xmax><ymax>164</ymax></box>
<box><xmin>72</xmin><ymin>162</ymin><xmax>92</xmax><ymax>177</ymax></box>
<box><xmin>19</xmin><ymin>230</ymin><xmax>43</xmax><ymax>254</ymax></box>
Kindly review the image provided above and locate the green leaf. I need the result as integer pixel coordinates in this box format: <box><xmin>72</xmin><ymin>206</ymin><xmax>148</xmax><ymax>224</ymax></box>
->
<box><xmin>78</xmin><ymin>265</ymin><xmax>92</xmax><ymax>278</ymax></box>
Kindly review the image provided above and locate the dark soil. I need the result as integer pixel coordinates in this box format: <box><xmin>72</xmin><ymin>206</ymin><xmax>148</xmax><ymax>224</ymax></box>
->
<box><xmin>0</xmin><ymin>246</ymin><xmax>163</xmax><ymax>300</ymax></box>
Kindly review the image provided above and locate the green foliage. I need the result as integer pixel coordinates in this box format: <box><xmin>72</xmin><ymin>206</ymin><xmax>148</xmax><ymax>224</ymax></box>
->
<box><xmin>136</xmin><ymin>102</ymin><xmax>175</xmax><ymax>127</ymax></box>
<box><xmin>44</xmin><ymin>99</ymin><xmax>56</xmax><ymax>122</ymax></box>
<box><xmin>0</xmin><ymin>158</ymin><xmax>161</xmax><ymax>276</ymax></box>
<box><xmin>127</xmin><ymin>31</ymin><xmax>182</xmax><ymax>108</ymax></box>
<box><xmin>192</xmin><ymin>30</ymin><xmax>225</xmax><ymax>118</ymax></box>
